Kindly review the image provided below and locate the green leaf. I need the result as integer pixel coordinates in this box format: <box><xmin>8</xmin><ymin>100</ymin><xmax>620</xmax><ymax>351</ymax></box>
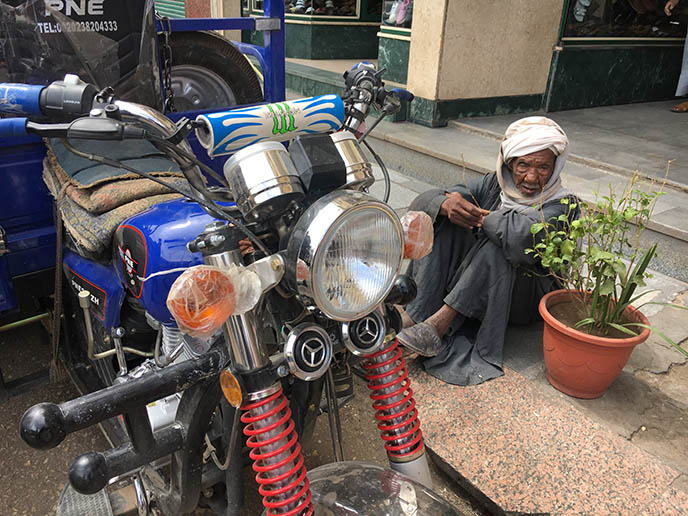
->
<box><xmin>612</xmin><ymin>261</ymin><xmax>627</xmax><ymax>276</ymax></box>
<box><xmin>625</xmin><ymin>323</ymin><xmax>688</xmax><ymax>358</ymax></box>
<box><xmin>573</xmin><ymin>317</ymin><xmax>595</xmax><ymax>329</ymax></box>
<box><xmin>634</xmin><ymin>301</ymin><xmax>688</xmax><ymax>312</ymax></box>
<box><xmin>608</xmin><ymin>323</ymin><xmax>638</xmax><ymax>337</ymax></box>
<box><xmin>561</xmin><ymin>240</ymin><xmax>575</xmax><ymax>256</ymax></box>
<box><xmin>599</xmin><ymin>279</ymin><xmax>615</xmax><ymax>296</ymax></box>
<box><xmin>624</xmin><ymin>208</ymin><xmax>639</xmax><ymax>221</ymax></box>
<box><xmin>530</xmin><ymin>223</ymin><xmax>544</xmax><ymax>235</ymax></box>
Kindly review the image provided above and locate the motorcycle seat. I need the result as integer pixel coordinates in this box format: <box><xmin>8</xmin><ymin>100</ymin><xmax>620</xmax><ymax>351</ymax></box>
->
<box><xmin>43</xmin><ymin>138</ymin><xmax>190</xmax><ymax>261</ymax></box>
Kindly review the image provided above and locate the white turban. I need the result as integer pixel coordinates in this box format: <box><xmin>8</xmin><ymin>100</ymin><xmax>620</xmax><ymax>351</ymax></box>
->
<box><xmin>496</xmin><ymin>116</ymin><xmax>570</xmax><ymax>211</ymax></box>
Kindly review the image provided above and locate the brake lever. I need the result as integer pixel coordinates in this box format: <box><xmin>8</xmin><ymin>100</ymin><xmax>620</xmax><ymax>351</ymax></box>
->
<box><xmin>66</xmin><ymin>117</ymin><xmax>146</xmax><ymax>140</ymax></box>
<box><xmin>25</xmin><ymin>117</ymin><xmax>146</xmax><ymax>140</ymax></box>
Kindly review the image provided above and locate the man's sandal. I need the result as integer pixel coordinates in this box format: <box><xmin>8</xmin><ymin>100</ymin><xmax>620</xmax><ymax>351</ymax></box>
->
<box><xmin>397</xmin><ymin>322</ymin><xmax>446</xmax><ymax>357</ymax></box>
<box><xmin>671</xmin><ymin>100</ymin><xmax>688</xmax><ymax>113</ymax></box>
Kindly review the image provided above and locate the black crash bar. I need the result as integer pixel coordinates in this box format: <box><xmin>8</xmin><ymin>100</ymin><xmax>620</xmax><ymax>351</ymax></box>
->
<box><xmin>20</xmin><ymin>346</ymin><xmax>228</xmax><ymax>451</ymax></box>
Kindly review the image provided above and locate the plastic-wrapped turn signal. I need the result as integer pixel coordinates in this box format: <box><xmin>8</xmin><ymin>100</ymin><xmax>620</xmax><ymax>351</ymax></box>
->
<box><xmin>167</xmin><ymin>265</ymin><xmax>261</xmax><ymax>340</ymax></box>
<box><xmin>400</xmin><ymin>211</ymin><xmax>433</xmax><ymax>260</ymax></box>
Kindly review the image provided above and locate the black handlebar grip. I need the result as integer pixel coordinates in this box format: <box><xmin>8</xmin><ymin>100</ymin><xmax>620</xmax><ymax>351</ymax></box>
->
<box><xmin>69</xmin><ymin>452</ymin><xmax>109</xmax><ymax>495</ymax></box>
<box><xmin>20</xmin><ymin>402</ymin><xmax>68</xmax><ymax>450</ymax></box>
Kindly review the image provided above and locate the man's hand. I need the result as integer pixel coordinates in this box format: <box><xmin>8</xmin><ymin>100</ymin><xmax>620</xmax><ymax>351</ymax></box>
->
<box><xmin>665</xmin><ymin>0</ymin><xmax>679</xmax><ymax>16</ymax></box>
<box><xmin>440</xmin><ymin>192</ymin><xmax>490</xmax><ymax>229</ymax></box>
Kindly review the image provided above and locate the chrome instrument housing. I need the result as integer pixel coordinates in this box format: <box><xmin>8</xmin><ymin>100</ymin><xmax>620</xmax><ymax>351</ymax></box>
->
<box><xmin>330</xmin><ymin>131</ymin><xmax>374</xmax><ymax>190</ymax></box>
<box><xmin>223</xmin><ymin>141</ymin><xmax>304</xmax><ymax>221</ymax></box>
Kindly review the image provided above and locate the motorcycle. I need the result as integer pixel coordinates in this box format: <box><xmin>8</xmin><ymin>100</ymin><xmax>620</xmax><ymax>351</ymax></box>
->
<box><xmin>2</xmin><ymin>62</ymin><xmax>458</xmax><ymax>516</ymax></box>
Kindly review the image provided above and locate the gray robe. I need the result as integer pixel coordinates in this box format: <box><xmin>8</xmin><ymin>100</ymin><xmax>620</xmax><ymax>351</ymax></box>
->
<box><xmin>678</xmin><ymin>34</ymin><xmax>688</xmax><ymax>97</ymax></box>
<box><xmin>406</xmin><ymin>173</ymin><xmax>574</xmax><ymax>386</ymax></box>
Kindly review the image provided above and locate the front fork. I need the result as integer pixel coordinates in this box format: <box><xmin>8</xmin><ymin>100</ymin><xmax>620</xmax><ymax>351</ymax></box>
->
<box><xmin>205</xmin><ymin>246</ymin><xmax>314</xmax><ymax>516</ymax></box>
<box><xmin>205</xmin><ymin>235</ymin><xmax>430</xmax><ymax>515</ymax></box>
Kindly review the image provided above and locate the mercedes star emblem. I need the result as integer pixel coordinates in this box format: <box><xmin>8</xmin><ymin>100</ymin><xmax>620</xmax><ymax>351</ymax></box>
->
<box><xmin>300</xmin><ymin>337</ymin><xmax>326</xmax><ymax>368</ymax></box>
<box><xmin>355</xmin><ymin>316</ymin><xmax>379</xmax><ymax>345</ymax></box>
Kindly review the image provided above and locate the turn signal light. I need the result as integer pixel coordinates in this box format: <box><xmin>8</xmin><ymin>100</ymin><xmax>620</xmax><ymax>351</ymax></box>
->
<box><xmin>220</xmin><ymin>369</ymin><xmax>243</xmax><ymax>408</ymax></box>
<box><xmin>167</xmin><ymin>266</ymin><xmax>236</xmax><ymax>339</ymax></box>
<box><xmin>401</xmin><ymin>211</ymin><xmax>433</xmax><ymax>260</ymax></box>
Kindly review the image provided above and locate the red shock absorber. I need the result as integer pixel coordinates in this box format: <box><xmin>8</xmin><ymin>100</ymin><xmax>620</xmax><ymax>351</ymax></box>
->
<box><xmin>241</xmin><ymin>385</ymin><xmax>314</xmax><ymax>516</ymax></box>
<box><xmin>362</xmin><ymin>337</ymin><xmax>424</xmax><ymax>461</ymax></box>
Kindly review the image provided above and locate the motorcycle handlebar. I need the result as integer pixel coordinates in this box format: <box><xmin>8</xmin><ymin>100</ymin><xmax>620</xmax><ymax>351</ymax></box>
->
<box><xmin>390</xmin><ymin>88</ymin><xmax>414</xmax><ymax>103</ymax></box>
<box><xmin>0</xmin><ymin>75</ymin><xmax>98</xmax><ymax>118</ymax></box>
<box><xmin>0</xmin><ymin>84</ymin><xmax>44</xmax><ymax>117</ymax></box>
<box><xmin>0</xmin><ymin>117</ymin><xmax>28</xmax><ymax>138</ymax></box>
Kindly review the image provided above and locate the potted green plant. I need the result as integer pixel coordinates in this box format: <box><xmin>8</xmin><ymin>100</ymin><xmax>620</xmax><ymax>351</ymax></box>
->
<box><xmin>526</xmin><ymin>177</ymin><xmax>687</xmax><ymax>399</ymax></box>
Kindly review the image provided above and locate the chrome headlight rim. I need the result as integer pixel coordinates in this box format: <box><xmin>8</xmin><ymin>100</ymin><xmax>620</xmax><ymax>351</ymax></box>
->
<box><xmin>286</xmin><ymin>189</ymin><xmax>404</xmax><ymax>322</ymax></box>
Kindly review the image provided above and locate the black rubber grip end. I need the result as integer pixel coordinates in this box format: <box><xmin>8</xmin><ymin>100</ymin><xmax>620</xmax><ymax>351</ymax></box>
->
<box><xmin>69</xmin><ymin>452</ymin><xmax>109</xmax><ymax>495</ymax></box>
<box><xmin>20</xmin><ymin>402</ymin><xmax>67</xmax><ymax>450</ymax></box>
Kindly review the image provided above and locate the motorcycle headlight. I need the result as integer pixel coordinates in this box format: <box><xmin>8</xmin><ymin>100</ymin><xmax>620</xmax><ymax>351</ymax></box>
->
<box><xmin>286</xmin><ymin>190</ymin><xmax>403</xmax><ymax>321</ymax></box>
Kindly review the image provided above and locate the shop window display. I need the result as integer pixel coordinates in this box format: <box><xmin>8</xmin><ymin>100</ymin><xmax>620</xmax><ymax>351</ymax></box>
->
<box><xmin>564</xmin><ymin>0</ymin><xmax>686</xmax><ymax>37</ymax></box>
<box><xmin>249</xmin><ymin>0</ymin><xmax>381</xmax><ymax>19</ymax></box>
<box><xmin>382</xmin><ymin>0</ymin><xmax>412</xmax><ymax>28</ymax></box>
<box><xmin>285</xmin><ymin>0</ymin><xmax>357</xmax><ymax>16</ymax></box>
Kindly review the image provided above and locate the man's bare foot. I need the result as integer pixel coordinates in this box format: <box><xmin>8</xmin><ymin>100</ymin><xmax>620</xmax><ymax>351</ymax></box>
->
<box><xmin>671</xmin><ymin>100</ymin><xmax>688</xmax><ymax>113</ymax></box>
<box><xmin>395</xmin><ymin>305</ymin><xmax>415</xmax><ymax>329</ymax></box>
<box><xmin>425</xmin><ymin>304</ymin><xmax>459</xmax><ymax>338</ymax></box>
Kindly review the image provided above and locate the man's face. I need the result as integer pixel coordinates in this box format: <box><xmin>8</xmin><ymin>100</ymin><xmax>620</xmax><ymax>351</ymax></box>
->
<box><xmin>508</xmin><ymin>148</ymin><xmax>556</xmax><ymax>197</ymax></box>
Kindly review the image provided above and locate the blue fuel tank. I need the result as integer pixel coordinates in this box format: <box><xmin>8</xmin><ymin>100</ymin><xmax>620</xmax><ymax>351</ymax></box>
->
<box><xmin>113</xmin><ymin>198</ymin><xmax>222</xmax><ymax>324</ymax></box>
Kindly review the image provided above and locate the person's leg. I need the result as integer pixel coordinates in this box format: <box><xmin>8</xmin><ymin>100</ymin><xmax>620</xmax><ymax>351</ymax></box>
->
<box><xmin>405</xmin><ymin>219</ymin><xmax>476</xmax><ymax>325</ymax></box>
<box><xmin>400</xmin><ymin>237</ymin><xmax>517</xmax><ymax>358</ymax></box>
<box><xmin>397</xmin><ymin>220</ymin><xmax>475</xmax><ymax>355</ymax></box>
<box><xmin>425</xmin><ymin>304</ymin><xmax>458</xmax><ymax>337</ymax></box>
<box><xmin>395</xmin><ymin>305</ymin><xmax>415</xmax><ymax>329</ymax></box>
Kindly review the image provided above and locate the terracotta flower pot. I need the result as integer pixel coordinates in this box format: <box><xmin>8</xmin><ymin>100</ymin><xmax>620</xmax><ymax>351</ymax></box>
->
<box><xmin>539</xmin><ymin>289</ymin><xmax>651</xmax><ymax>399</ymax></box>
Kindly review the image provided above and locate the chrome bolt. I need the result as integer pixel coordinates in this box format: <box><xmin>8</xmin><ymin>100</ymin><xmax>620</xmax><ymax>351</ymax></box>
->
<box><xmin>277</xmin><ymin>365</ymin><xmax>289</xmax><ymax>378</ymax></box>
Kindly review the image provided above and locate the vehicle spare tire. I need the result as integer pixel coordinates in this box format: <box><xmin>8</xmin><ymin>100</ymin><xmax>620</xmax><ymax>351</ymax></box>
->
<box><xmin>166</xmin><ymin>31</ymin><xmax>263</xmax><ymax>111</ymax></box>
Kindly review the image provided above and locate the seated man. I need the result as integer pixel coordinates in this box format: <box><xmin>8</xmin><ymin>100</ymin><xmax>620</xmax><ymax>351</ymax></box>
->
<box><xmin>397</xmin><ymin>116</ymin><xmax>576</xmax><ymax>386</ymax></box>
